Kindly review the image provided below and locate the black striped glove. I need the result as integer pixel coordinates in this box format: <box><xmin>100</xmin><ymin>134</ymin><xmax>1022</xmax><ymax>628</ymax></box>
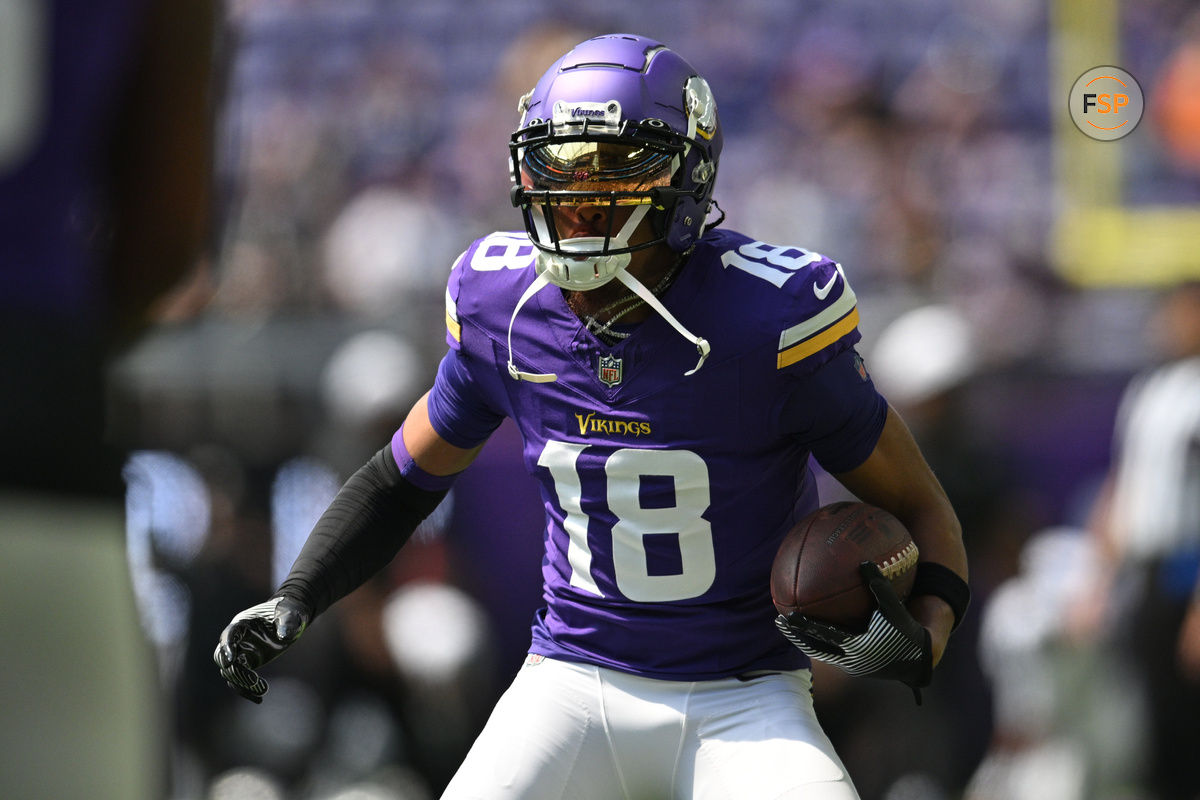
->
<box><xmin>776</xmin><ymin>562</ymin><xmax>933</xmax><ymax>703</ymax></box>
<box><xmin>213</xmin><ymin>596</ymin><xmax>310</xmax><ymax>704</ymax></box>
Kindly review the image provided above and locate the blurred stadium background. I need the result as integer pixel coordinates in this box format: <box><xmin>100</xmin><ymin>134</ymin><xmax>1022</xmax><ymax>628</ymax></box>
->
<box><xmin>10</xmin><ymin>0</ymin><xmax>1200</xmax><ymax>798</ymax></box>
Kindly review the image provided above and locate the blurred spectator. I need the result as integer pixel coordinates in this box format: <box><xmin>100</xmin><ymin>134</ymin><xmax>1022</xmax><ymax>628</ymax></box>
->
<box><xmin>1153</xmin><ymin>11</ymin><xmax>1200</xmax><ymax>175</ymax></box>
<box><xmin>438</xmin><ymin>21</ymin><xmax>593</xmax><ymax>235</ymax></box>
<box><xmin>965</xmin><ymin>527</ymin><xmax>1104</xmax><ymax>800</ymax></box>
<box><xmin>1078</xmin><ymin>281</ymin><xmax>1200</xmax><ymax>800</ymax></box>
<box><xmin>316</xmin><ymin>329</ymin><xmax>425</xmax><ymax>473</ymax></box>
<box><xmin>319</xmin><ymin>187</ymin><xmax>455</xmax><ymax>321</ymax></box>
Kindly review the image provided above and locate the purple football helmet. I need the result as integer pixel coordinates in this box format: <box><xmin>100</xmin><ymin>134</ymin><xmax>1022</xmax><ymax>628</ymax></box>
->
<box><xmin>509</xmin><ymin>34</ymin><xmax>722</xmax><ymax>291</ymax></box>
<box><xmin>502</xmin><ymin>34</ymin><xmax>718</xmax><ymax>383</ymax></box>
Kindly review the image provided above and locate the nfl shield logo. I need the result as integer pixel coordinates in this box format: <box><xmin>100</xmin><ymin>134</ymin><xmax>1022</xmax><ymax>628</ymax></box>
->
<box><xmin>598</xmin><ymin>354</ymin><xmax>623</xmax><ymax>387</ymax></box>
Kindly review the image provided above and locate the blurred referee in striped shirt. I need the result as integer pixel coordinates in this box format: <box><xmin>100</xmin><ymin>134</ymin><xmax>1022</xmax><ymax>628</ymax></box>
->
<box><xmin>1090</xmin><ymin>281</ymin><xmax>1200</xmax><ymax>800</ymax></box>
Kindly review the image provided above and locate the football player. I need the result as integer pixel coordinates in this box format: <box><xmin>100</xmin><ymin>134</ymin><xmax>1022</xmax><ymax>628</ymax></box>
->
<box><xmin>215</xmin><ymin>33</ymin><xmax>970</xmax><ymax>799</ymax></box>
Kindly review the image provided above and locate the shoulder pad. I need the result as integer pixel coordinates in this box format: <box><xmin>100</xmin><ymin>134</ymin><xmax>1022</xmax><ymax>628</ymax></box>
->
<box><xmin>707</xmin><ymin>233</ymin><xmax>860</xmax><ymax>370</ymax></box>
<box><xmin>773</xmin><ymin>257</ymin><xmax>859</xmax><ymax>370</ymax></box>
<box><xmin>444</xmin><ymin>248</ymin><xmax>468</xmax><ymax>349</ymax></box>
<box><xmin>445</xmin><ymin>232</ymin><xmax>537</xmax><ymax>349</ymax></box>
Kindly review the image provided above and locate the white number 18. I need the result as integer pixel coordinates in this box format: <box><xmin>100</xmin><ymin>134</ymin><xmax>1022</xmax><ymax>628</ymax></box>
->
<box><xmin>537</xmin><ymin>440</ymin><xmax>716</xmax><ymax>603</ymax></box>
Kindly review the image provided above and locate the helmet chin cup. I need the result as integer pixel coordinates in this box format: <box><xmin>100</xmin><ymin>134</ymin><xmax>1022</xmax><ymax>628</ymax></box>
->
<box><xmin>534</xmin><ymin>238</ymin><xmax>631</xmax><ymax>291</ymax></box>
<box><xmin>532</xmin><ymin>203</ymin><xmax>647</xmax><ymax>291</ymax></box>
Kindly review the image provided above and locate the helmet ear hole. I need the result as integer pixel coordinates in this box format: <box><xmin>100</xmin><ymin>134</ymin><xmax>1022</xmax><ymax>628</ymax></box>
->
<box><xmin>665</xmin><ymin>196</ymin><xmax>704</xmax><ymax>252</ymax></box>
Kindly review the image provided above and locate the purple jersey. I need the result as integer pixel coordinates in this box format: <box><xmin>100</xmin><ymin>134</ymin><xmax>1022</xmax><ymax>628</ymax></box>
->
<box><xmin>426</xmin><ymin>228</ymin><xmax>887</xmax><ymax>680</ymax></box>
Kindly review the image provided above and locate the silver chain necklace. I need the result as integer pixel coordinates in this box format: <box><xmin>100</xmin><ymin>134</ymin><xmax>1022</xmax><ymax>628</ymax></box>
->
<box><xmin>583</xmin><ymin>259</ymin><xmax>683</xmax><ymax>343</ymax></box>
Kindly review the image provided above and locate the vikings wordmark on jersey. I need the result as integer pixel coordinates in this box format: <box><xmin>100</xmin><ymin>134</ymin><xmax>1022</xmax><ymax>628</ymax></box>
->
<box><xmin>430</xmin><ymin>227</ymin><xmax>887</xmax><ymax>680</ymax></box>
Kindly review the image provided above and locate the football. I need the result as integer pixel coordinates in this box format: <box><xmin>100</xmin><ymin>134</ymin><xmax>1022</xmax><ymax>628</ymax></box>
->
<box><xmin>770</xmin><ymin>501</ymin><xmax>919</xmax><ymax>632</ymax></box>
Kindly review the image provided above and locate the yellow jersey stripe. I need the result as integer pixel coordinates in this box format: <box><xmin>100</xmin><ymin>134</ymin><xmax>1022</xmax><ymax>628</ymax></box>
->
<box><xmin>446</xmin><ymin>309</ymin><xmax>462</xmax><ymax>342</ymax></box>
<box><xmin>445</xmin><ymin>287</ymin><xmax>461</xmax><ymax>342</ymax></box>
<box><xmin>777</xmin><ymin>271</ymin><xmax>855</xmax><ymax>349</ymax></box>
<box><xmin>777</xmin><ymin>308</ymin><xmax>860</xmax><ymax>369</ymax></box>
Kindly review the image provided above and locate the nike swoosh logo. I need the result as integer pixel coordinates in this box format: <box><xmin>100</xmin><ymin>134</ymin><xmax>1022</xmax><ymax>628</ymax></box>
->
<box><xmin>813</xmin><ymin>272</ymin><xmax>840</xmax><ymax>300</ymax></box>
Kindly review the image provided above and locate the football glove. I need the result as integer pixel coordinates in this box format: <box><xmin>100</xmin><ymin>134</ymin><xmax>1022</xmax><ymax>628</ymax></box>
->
<box><xmin>776</xmin><ymin>562</ymin><xmax>933</xmax><ymax>702</ymax></box>
<box><xmin>213</xmin><ymin>595</ymin><xmax>310</xmax><ymax>704</ymax></box>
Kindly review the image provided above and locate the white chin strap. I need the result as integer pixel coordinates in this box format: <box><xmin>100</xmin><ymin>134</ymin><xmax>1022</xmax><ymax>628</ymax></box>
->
<box><xmin>506</xmin><ymin>271</ymin><xmax>558</xmax><ymax>383</ymax></box>
<box><xmin>612</xmin><ymin>269</ymin><xmax>710</xmax><ymax>375</ymax></box>
<box><xmin>505</xmin><ymin>204</ymin><xmax>651</xmax><ymax>383</ymax></box>
<box><xmin>501</xmin><ymin>242</ymin><xmax>705</xmax><ymax>383</ymax></box>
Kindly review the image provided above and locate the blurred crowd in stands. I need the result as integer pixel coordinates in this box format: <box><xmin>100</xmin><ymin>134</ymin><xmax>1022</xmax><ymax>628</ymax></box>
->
<box><xmin>82</xmin><ymin>0</ymin><xmax>1200</xmax><ymax>798</ymax></box>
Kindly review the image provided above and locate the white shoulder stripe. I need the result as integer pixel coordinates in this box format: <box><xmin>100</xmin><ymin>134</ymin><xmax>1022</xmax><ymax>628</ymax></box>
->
<box><xmin>778</xmin><ymin>270</ymin><xmax>857</xmax><ymax>350</ymax></box>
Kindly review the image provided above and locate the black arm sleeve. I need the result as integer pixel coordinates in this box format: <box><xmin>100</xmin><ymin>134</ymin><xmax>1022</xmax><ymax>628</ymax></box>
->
<box><xmin>274</xmin><ymin>445</ymin><xmax>448</xmax><ymax>618</ymax></box>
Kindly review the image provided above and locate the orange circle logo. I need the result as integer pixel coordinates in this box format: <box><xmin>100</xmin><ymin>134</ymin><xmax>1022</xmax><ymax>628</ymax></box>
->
<box><xmin>1069</xmin><ymin>66</ymin><xmax>1144</xmax><ymax>141</ymax></box>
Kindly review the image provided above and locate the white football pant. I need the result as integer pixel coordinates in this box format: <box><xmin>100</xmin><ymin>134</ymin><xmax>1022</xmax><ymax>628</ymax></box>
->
<box><xmin>442</xmin><ymin>655</ymin><xmax>860</xmax><ymax>800</ymax></box>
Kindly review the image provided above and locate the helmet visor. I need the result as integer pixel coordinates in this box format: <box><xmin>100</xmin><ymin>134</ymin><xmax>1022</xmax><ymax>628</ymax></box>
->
<box><xmin>521</xmin><ymin>141</ymin><xmax>673</xmax><ymax>201</ymax></box>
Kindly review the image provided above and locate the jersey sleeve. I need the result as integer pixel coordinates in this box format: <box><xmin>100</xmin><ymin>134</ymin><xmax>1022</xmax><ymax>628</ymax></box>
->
<box><xmin>426</xmin><ymin>346</ymin><xmax>506</xmax><ymax>449</ymax></box>
<box><xmin>426</xmin><ymin>241</ymin><xmax>509</xmax><ymax>448</ymax></box>
<box><xmin>444</xmin><ymin>248</ymin><xmax>468</xmax><ymax>351</ymax></box>
<box><xmin>774</xmin><ymin>258</ymin><xmax>861</xmax><ymax>374</ymax></box>
<box><xmin>781</xmin><ymin>347</ymin><xmax>887</xmax><ymax>474</ymax></box>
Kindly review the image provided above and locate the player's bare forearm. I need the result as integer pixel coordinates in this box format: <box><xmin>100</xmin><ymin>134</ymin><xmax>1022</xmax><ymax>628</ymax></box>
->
<box><xmin>834</xmin><ymin>407</ymin><xmax>966</xmax><ymax>578</ymax></box>
<box><xmin>834</xmin><ymin>406</ymin><xmax>967</xmax><ymax>665</ymax></box>
<box><xmin>908</xmin><ymin>594</ymin><xmax>955</xmax><ymax>665</ymax></box>
<box><xmin>402</xmin><ymin>393</ymin><xmax>488</xmax><ymax>475</ymax></box>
